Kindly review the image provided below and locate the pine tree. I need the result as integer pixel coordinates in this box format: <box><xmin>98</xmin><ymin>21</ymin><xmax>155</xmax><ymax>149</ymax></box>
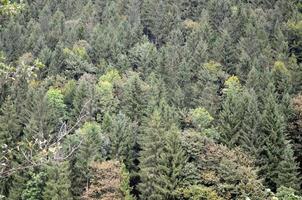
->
<box><xmin>120</xmin><ymin>72</ymin><xmax>148</xmax><ymax>124</ymax></box>
<box><xmin>215</xmin><ymin>30</ymin><xmax>238</xmax><ymax>74</ymax></box>
<box><xmin>272</xmin><ymin>61</ymin><xmax>291</xmax><ymax>101</ymax></box>
<box><xmin>288</xmin><ymin>55</ymin><xmax>302</xmax><ymax>94</ymax></box>
<box><xmin>289</xmin><ymin>94</ymin><xmax>302</xmax><ymax>190</ymax></box>
<box><xmin>138</xmin><ymin>101</ymin><xmax>178</xmax><ymax>199</ymax></box>
<box><xmin>141</xmin><ymin>0</ymin><xmax>182</xmax><ymax>46</ymax></box>
<box><xmin>120</xmin><ymin>163</ymin><xmax>135</xmax><ymax>200</ymax></box>
<box><xmin>128</xmin><ymin>36</ymin><xmax>158</xmax><ymax>77</ymax></box>
<box><xmin>22</xmin><ymin>86</ymin><xmax>65</xmax><ymax>145</ymax></box>
<box><xmin>275</xmin><ymin>186</ymin><xmax>302</xmax><ymax>200</ymax></box>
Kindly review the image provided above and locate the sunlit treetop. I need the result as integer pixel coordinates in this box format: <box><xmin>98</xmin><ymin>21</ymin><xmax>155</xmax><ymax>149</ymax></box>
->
<box><xmin>0</xmin><ymin>0</ymin><xmax>24</xmax><ymax>17</ymax></box>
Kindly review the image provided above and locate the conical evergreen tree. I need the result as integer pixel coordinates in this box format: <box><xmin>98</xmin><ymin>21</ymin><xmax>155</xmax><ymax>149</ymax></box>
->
<box><xmin>68</xmin><ymin>122</ymin><xmax>102</xmax><ymax>198</ymax></box>
<box><xmin>108</xmin><ymin>112</ymin><xmax>137</xmax><ymax>170</ymax></box>
<box><xmin>275</xmin><ymin>142</ymin><xmax>300</xmax><ymax>191</ymax></box>
<box><xmin>43</xmin><ymin>161</ymin><xmax>72</xmax><ymax>200</ymax></box>
<box><xmin>120</xmin><ymin>72</ymin><xmax>148</xmax><ymax>124</ymax></box>
<box><xmin>138</xmin><ymin>109</ymin><xmax>167</xmax><ymax>200</ymax></box>
<box><xmin>258</xmin><ymin>84</ymin><xmax>299</xmax><ymax>191</ymax></box>
<box><xmin>219</xmin><ymin>76</ymin><xmax>246</xmax><ymax>147</ymax></box>
<box><xmin>157</xmin><ymin>125</ymin><xmax>187</xmax><ymax>199</ymax></box>
<box><xmin>239</xmin><ymin>89</ymin><xmax>262</xmax><ymax>156</ymax></box>
<box><xmin>71</xmin><ymin>74</ymin><xmax>98</xmax><ymax>124</ymax></box>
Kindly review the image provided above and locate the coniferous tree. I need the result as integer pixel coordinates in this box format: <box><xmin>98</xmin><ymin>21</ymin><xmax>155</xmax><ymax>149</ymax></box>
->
<box><xmin>43</xmin><ymin>162</ymin><xmax>72</xmax><ymax>200</ymax></box>
<box><xmin>71</xmin><ymin>74</ymin><xmax>98</xmax><ymax>123</ymax></box>
<box><xmin>108</xmin><ymin>112</ymin><xmax>137</xmax><ymax>170</ymax></box>
<box><xmin>289</xmin><ymin>94</ymin><xmax>302</xmax><ymax>190</ymax></box>
<box><xmin>138</xmin><ymin>109</ymin><xmax>167</xmax><ymax>200</ymax></box>
<box><xmin>120</xmin><ymin>72</ymin><xmax>148</xmax><ymax>124</ymax></box>
<box><xmin>258</xmin><ymin>84</ymin><xmax>299</xmax><ymax>191</ymax></box>
<box><xmin>219</xmin><ymin>76</ymin><xmax>246</xmax><ymax>147</ymax></box>
<box><xmin>21</xmin><ymin>171</ymin><xmax>46</xmax><ymax>200</ymax></box>
<box><xmin>239</xmin><ymin>89</ymin><xmax>262</xmax><ymax>156</ymax></box>
<box><xmin>138</xmin><ymin>101</ymin><xmax>177</xmax><ymax>199</ymax></box>
<box><xmin>275</xmin><ymin>142</ymin><xmax>300</xmax><ymax>191</ymax></box>
<box><xmin>68</xmin><ymin>122</ymin><xmax>103</xmax><ymax>198</ymax></box>
<box><xmin>157</xmin><ymin>125</ymin><xmax>187</xmax><ymax>199</ymax></box>
<box><xmin>1</xmin><ymin>0</ymin><xmax>302</xmax><ymax>198</ymax></box>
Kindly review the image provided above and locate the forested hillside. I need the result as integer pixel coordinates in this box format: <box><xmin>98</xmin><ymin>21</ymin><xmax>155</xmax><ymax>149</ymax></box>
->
<box><xmin>1</xmin><ymin>0</ymin><xmax>302</xmax><ymax>199</ymax></box>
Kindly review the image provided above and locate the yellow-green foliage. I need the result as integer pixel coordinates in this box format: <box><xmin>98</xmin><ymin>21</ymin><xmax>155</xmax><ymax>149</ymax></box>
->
<box><xmin>46</xmin><ymin>88</ymin><xmax>66</xmax><ymax>111</ymax></box>
<box><xmin>97</xmin><ymin>69</ymin><xmax>120</xmax><ymax>112</ymax></box>
<box><xmin>204</xmin><ymin>61</ymin><xmax>222</xmax><ymax>74</ymax></box>
<box><xmin>98</xmin><ymin>80</ymin><xmax>113</xmax><ymax>94</ymax></box>
<box><xmin>63</xmin><ymin>45</ymin><xmax>88</xmax><ymax>60</ymax></box>
<box><xmin>177</xmin><ymin>185</ymin><xmax>223</xmax><ymax>200</ymax></box>
<box><xmin>190</xmin><ymin>107</ymin><xmax>214</xmax><ymax>129</ymax></box>
<box><xmin>0</xmin><ymin>52</ymin><xmax>15</xmax><ymax>77</ymax></box>
<box><xmin>0</xmin><ymin>0</ymin><xmax>24</xmax><ymax>16</ymax></box>
<box><xmin>120</xmin><ymin>163</ymin><xmax>135</xmax><ymax>200</ymax></box>
<box><xmin>98</xmin><ymin>69</ymin><xmax>121</xmax><ymax>85</ymax></box>
<box><xmin>273</xmin><ymin>61</ymin><xmax>289</xmax><ymax>76</ymax></box>
<box><xmin>275</xmin><ymin>186</ymin><xmax>302</xmax><ymax>200</ymax></box>
<box><xmin>224</xmin><ymin>75</ymin><xmax>241</xmax><ymax>89</ymax></box>
<box><xmin>231</xmin><ymin>6</ymin><xmax>238</xmax><ymax>15</ymax></box>
<box><xmin>223</xmin><ymin>75</ymin><xmax>242</xmax><ymax>95</ymax></box>
<box><xmin>288</xmin><ymin>20</ymin><xmax>302</xmax><ymax>35</ymax></box>
<box><xmin>77</xmin><ymin>121</ymin><xmax>101</xmax><ymax>136</ymax></box>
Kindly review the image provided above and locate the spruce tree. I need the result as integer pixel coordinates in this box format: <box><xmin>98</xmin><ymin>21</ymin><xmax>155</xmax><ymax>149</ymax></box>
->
<box><xmin>120</xmin><ymin>72</ymin><xmax>148</xmax><ymax>124</ymax></box>
<box><xmin>138</xmin><ymin>100</ymin><xmax>178</xmax><ymax>199</ymax></box>
<box><xmin>69</xmin><ymin>122</ymin><xmax>103</xmax><ymax>198</ymax></box>
<box><xmin>275</xmin><ymin>142</ymin><xmax>300</xmax><ymax>191</ymax></box>
<box><xmin>108</xmin><ymin>112</ymin><xmax>137</xmax><ymax>170</ymax></box>
<box><xmin>219</xmin><ymin>76</ymin><xmax>246</xmax><ymax>147</ymax></box>
<box><xmin>157</xmin><ymin>125</ymin><xmax>187</xmax><ymax>199</ymax></box>
<box><xmin>43</xmin><ymin>161</ymin><xmax>72</xmax><ymax>200</ymax></box>
<box><xmin>71</xmin><ymin>74</ymin><xmax>98</xmax><ymax>124</ymax></box>
<box><xmin>289</xmin><ymin>94</ymin><xmax>302</xmax><ymax>190</ymax></box>
<box><xmin>138</xmin><ymin>109</ymin><xmax>166</xmax><ymax>200</ymax></box>
<box><xmin>258</xmin><ymin>84</ymin><xmax>300</xmax><ymax>191</ymax></box>
<box><xmin>21</xmin><ymin>171</ymin><xmax>46</xmax><ymax>200</ymax></box>
<box><xmin>239</xmin><ymin>89</ymin><xmax>262</xmax><ymax>156</ymax></box>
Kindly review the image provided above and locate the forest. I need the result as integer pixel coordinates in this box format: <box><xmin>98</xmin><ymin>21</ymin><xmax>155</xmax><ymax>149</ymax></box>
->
<box><xmin>0</xmin><ymin>0</ymin><xmax>302</xmax><ymax>199</ymax></box>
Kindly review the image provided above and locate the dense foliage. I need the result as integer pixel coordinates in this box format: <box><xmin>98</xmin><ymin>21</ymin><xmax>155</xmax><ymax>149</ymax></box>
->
<box><xmin>1</xmin><ymin>0</ymin><xmax>302</xmax><ymax>199</ymax></box>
